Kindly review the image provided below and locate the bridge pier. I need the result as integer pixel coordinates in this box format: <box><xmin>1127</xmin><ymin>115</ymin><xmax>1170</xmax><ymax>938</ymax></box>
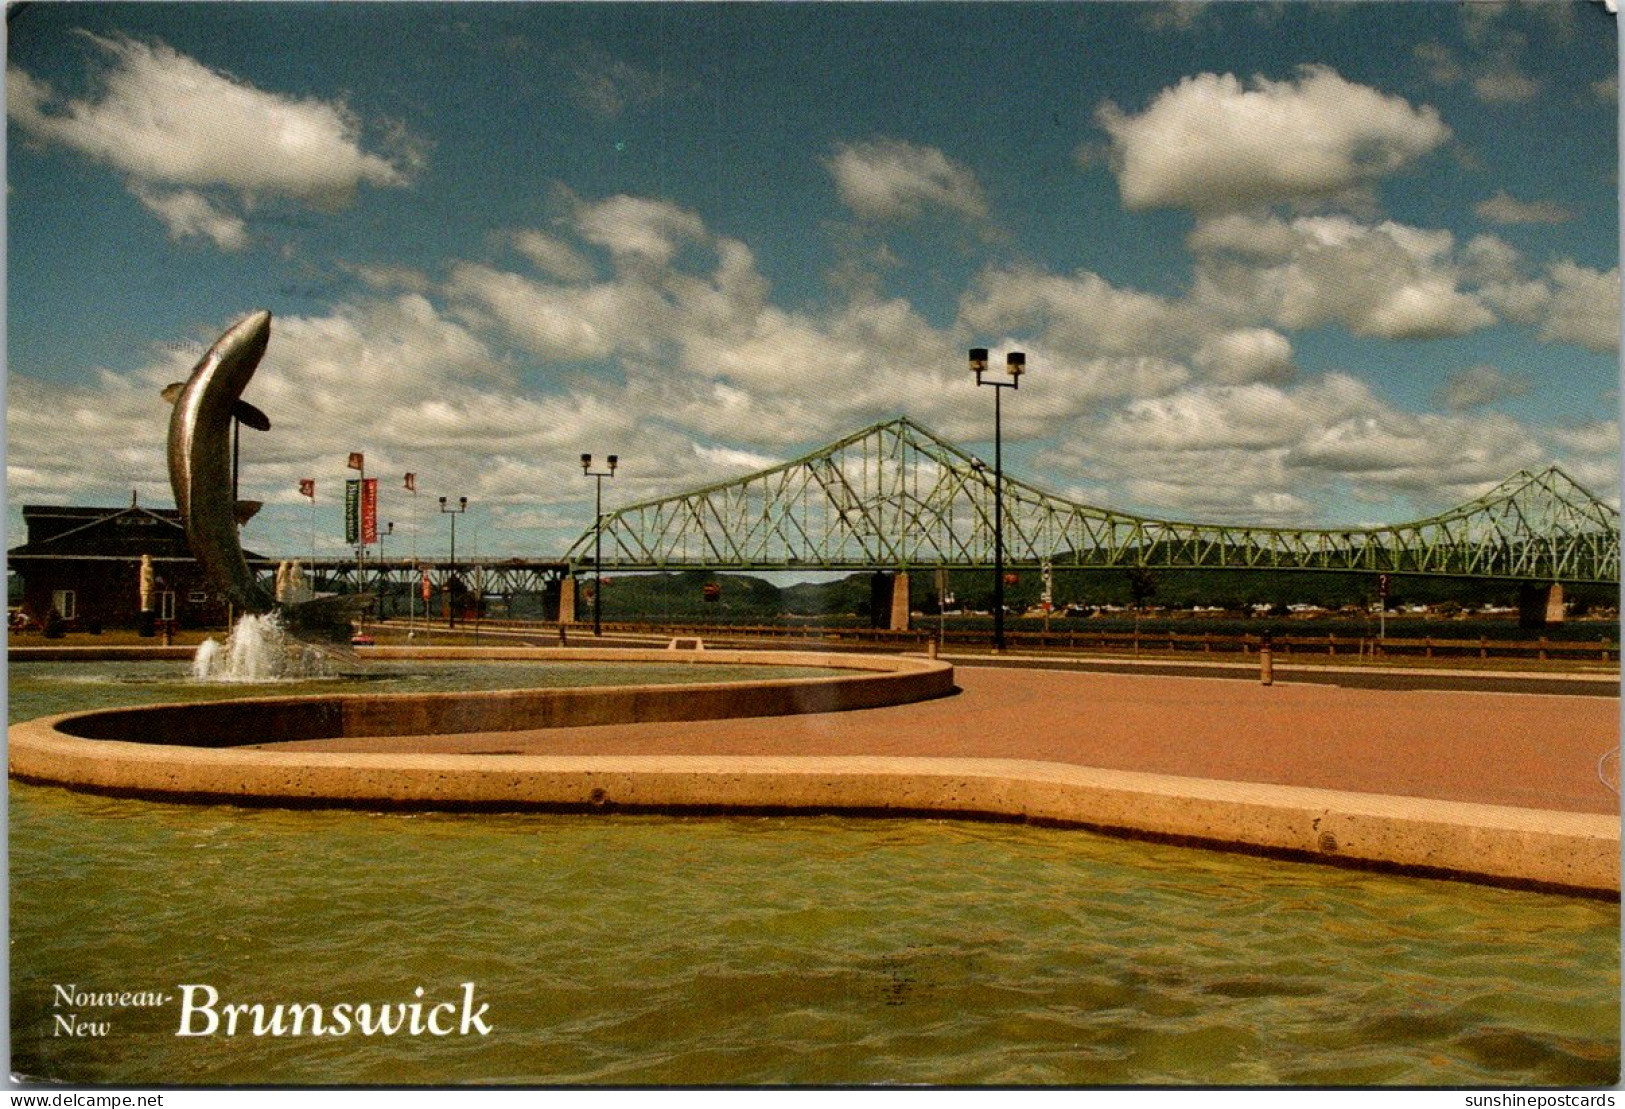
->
<box><xmin>867</xmin><ymin>572</ymin><xmax>911</xmax><ymax>631</ymax></box>
<box><xmin>890</xmin><ymin>572</ymin><xmax>910</xmax><ymax>632</ymax></box>
<box><xmin>1518</xmin><ymin>582</ymin><xmax>1565</xmax><ymax>629</ymax></box>
<box><xmin>555</xmin><ymin>575</ymin><xmax>577</xmax><ymax>625</ymax></box>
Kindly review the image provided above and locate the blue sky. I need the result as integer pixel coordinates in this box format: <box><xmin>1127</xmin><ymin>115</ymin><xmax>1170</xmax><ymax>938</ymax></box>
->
<box><xmin>6</xmin><ymin>1</ymin><xmax>1620</xmax><ymax>563</ymax></box>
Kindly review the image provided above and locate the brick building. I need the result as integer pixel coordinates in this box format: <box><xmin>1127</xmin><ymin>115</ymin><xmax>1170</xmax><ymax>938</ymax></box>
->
<box><xmin>8</xmin><ymin>497</ymin><xmax>262</xmax><ymax>630</ymax></box>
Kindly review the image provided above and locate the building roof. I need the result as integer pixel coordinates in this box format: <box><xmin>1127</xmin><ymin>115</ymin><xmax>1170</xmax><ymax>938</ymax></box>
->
<box><xmin>9</xmin><ymin>503</ymin><xmax>264</xmax><ymax>562</ymax></box>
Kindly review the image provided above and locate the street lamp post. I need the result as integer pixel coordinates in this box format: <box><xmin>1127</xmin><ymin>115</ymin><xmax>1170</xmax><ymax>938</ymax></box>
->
<box><xmin>377</xmin><ymin>521</ymin><xmax>394</xmax><ymax>620</ymax></box>
<box><xmin>581</xmin><ymin>453</ymin><xmax>618</xmax><ymax>637</ymax></box>
<box><xmin>971</xmin><ymin>347</ymin><xmax>1026</xmax><ymax>653</ymax></box>
<box><xmin>439</xmin><ymin>496</ymin><xmax>467</xmax><ymax>628</ymax></box>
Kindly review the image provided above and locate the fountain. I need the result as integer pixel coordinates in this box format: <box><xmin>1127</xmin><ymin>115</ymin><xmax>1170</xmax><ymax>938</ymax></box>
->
<box><xmin>191</xmin><ymin>611</ymin><xmax>333</xmax><ymax>683</ymax></box>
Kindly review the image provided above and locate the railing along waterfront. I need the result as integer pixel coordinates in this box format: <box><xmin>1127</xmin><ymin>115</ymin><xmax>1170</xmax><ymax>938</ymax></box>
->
<box><xmin>410</xmin><ymin>618</ymin><xmax>1619</xmax><ymax>663</ymax></box>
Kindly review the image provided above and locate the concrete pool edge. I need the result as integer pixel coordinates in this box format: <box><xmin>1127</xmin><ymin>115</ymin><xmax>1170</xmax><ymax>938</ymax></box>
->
<box><xmin>16</xmin><ymin>648</ymin><xmax>959</xmax><ymax>746</ymax></box>
<box><xmin>9</xmin><ymin>647</ymin><xmax>1616</xmax><ymax>895</ymax></box>
<box><xmin>9</xmin><ymin>729</ymin><xmax>1618</xmax><ymax>895</ymax></box>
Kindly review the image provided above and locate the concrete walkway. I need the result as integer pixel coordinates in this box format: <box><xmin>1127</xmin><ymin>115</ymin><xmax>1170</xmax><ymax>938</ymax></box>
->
<box><xmin>256</xmin><ymin>663</ymin><xmax>1620</xmax><ymax>817</ymax></box>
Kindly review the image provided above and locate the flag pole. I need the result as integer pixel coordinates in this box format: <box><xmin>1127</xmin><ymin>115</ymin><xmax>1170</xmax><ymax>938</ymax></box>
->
<box><xmin>298</xmin><ymin>479</ymin><xmax>317</xmax><ymax>589</ymax></box>
<box><xmin>357</xmin><ymin>457</ymin><xmax>366</xmax><ymax>607</ymax></box>
<box><xmin>406</xmin><ymin>473</ymin><xmax>419</xmax><ymax>635</ymax></box>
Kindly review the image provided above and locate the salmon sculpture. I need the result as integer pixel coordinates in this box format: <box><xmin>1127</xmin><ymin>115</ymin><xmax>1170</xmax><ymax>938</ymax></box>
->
<box><xmin>163</xmin><ymin>310</ymin><xmax>368</xmax><ymax>644</ymax></box>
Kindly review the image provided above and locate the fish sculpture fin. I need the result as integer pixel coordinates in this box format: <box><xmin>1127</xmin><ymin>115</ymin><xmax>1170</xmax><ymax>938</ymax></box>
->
<box><xmin>232</xmin><ymin>400</ymin><xmax>271</xmax><ymax>431</ymax></box>
<box><xmin>280</xmin><ymin>593</ymin><xmax>375</xmax><ymax>651</ymax></box>
<box><xmin>160</xmin><ymin>387</ymin><xmax>270</xmax><ymax>435</ymax></box>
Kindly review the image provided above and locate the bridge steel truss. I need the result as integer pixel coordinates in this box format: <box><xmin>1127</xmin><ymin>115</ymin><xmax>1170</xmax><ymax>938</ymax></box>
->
<box><xmin>564</xmin><ymin>417</ymin><xmax>1620</xmax><ymax>585</ymax></box>
<box><xmin>247</xmin><ymin>559</ymin><xmax>568</xmax><ymax>598</ymax></box>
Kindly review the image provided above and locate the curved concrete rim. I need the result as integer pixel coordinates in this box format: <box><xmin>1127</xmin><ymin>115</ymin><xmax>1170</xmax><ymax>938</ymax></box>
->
<box><xmin>9</xmin><ymin>737</ymin><xmax>1617</xmax><ymax>896</ymax></box>
<box><xmin>9</xmin><ymin>647</ymin><xmax>1617</xmax><ymax>896</ymax></box>
<box><xmin>18</xmin><ymin>647</ymin><xmax>957</xmax><ymax>748</ymax></box>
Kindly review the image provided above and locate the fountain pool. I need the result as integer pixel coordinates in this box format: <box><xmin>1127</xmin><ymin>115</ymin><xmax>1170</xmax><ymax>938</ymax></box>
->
<box><xmin>8</xmin><ymin>657</ymin><xmax>852</xmax><ymax>724</ymax></box>
<box><xmin>8</xmin><ymin>782</ymin><xmax>1617</xmax><ymax>1086</ymax></box>
<box><xmin>7</xmin><ymin>650</ymin><xmax>1617</xmax><ymax>1085</ymax></box>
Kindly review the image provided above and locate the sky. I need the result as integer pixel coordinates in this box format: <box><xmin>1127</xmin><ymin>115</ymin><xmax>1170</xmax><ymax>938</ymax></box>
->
<box><xmin>6</xmin><ymin>1</ymin><xmax>1620</xmax><ymax>567</ymax></box>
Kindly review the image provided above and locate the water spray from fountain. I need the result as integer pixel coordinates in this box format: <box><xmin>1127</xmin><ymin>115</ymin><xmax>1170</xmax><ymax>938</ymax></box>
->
<box><xmin>191</xmin><ymin>562</ymin><xmax>330</xmax><ymax>682</ymax></box>
<box><xmin>192</xmin><ymin>611</ymin><xmax>334</xmax><ymax>683</ymax></box>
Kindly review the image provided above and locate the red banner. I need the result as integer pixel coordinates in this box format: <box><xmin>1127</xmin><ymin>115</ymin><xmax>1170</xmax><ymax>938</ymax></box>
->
<box><xmin>361</xmin><ymin>478</ymin><xmax>378</xmax><ymax>545</ymax></box>
<box><xmin>347</xmin><ymin>452</ymin><xmax>365</xmax><ymax>471</ymax></box>
<box><xmin>421</xmin><ymin>569</ymin><xmax>431</xmax><ymax>602</ymax></box>
<box><xmin>298</xmin><ymin>478</ymin><xmax>315</xmax><ymax>499</ymax></box>
<box><xmin>404</xmin><ymin>472</ymin><xmax>416</xmax><ymax>492</ymax></box>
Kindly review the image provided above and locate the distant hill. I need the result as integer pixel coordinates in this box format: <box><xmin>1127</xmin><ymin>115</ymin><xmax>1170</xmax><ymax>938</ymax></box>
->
<box><xmin>515</xmin><ymin>567</ymin><xmax>1616</xmax><ymax>622</ymax></box>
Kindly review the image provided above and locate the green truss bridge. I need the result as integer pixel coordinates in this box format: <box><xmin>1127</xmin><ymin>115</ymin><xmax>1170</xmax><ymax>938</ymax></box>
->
<box><xmin>564</xmin><ymin>417</ymin><xmax>1620</xmax><ymax>585</ymax></box>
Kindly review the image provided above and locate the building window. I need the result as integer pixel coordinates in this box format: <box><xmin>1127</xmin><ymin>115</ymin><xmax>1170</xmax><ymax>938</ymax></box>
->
<box><xmin>159</xmin><ymin>592</ymin><xmax>176</xmax><ymax>621</ymax></box>
<box><xmin>188</xmin><ymin>591</ymin><xmax>208</xmax><ymax>604</ymax></box>
<box><xmin>51</xmin><ymin>590</ymin><xmax>76</xmax><ymax>620</ymax></box>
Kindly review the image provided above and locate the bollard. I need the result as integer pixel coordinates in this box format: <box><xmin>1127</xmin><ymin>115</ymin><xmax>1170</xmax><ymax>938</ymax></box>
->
<box><xmin>557</xmin><ymin>624</ymin><xmax>568</xmax><ymax>647</ymax></box>
<box><xmin>161</xmin><ymin>620</ymin><xmax>173</xmax><ymax>647</ymax></box>
<box><xmin>1259</xmin><ymin>630</ymin><xmax>1273</xmax><ymax>686</ymax></box>
<box><xmin>927</xmin><ymin>636</ymin><xmax>939</xmax><ymax>659</ymax></box>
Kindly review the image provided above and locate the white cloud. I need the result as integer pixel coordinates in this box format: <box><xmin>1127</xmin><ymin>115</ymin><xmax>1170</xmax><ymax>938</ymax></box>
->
<box><xmin>1546</xmin><ymin>420</ymin><xmax>1620</xmax><ymax>459</ymax></box>
<box><xmin>571</xmin><ymin>194</ymin><xmax>708</xmax><ymax>266</ymax></box>
<box><xmin>1473</xmin><ymin>66</ymin><xmax>1539</xmax><ymax>104</ymax></box>
<box><xmin>1475</xmin><ymin>190</ymin><xmax>1572</xmax><ymax>225</ymax></box>
<box><xmin>1097</xmin><ymin>66</ymin><xmax>1450</xmax><ymax>213</ymax></box>
<box><xmin>131</xmin><ymin>186</ymin><xmax>249</xmax><ymax>250</ymax></box>
<box><xmin>826</xmin><ymin>139</ymin><xmax>989</xmax><ymax>223</ymax></box>
<box><xmin>691</xmin><ymin>443</ymin><xmax>785</xmax><ymax>474</ymax></box>
<box><xmin>1538</xmin><ymin>263</ymin><xmax>1620</xmax><ymax>352</ymax></box>
<box><xmin>659</xmin><ymin>294</ymin><xmax>966</xmax><ymax>444</ymax></box>
<box><xmin>445</xmin><ymin>205</ymin><xmax>771</xmax><ymax>368</ymax></box>
<box><xmin>6</xmin><ymin>295</ymin><xmax>674</xmax><ymax>559</ymax></box>
<box><xmin>1140</xmin><ymin>1</ymin><xmax>1212</xmax><ymax>32</ymax></box>
<box><xmin>560</xmin><ymin>47</ymin><xmax>669</xmax><ymax>120</ymax></box>
<box><xmin>446</xmin><ymin>261</ymin><xmax>655</xmax><ymax>361</ymax></box>
<box><xmin>1185</xmin><ymin>213</ymin><xmax>1304</xmax><ymax>261</ymax></box>
<box><xmin>1414</xmin><ymin>42</ymin><xmax>1463</xmax><ymax>86</ymax></box>
<box><xmin>7</xmin><ymin>33</ymin><xmax>417</xmax><ymax>253</ymax></box>
<box><xmin>1287</xmin><ymin>409</ymin><xmax>1545</xmax><ymax>492</ymax></box>
<box><xmin>1474</xmin><ymin>258</ymin><xmax>1619</xmax><ymax>353</ymax></box>
<box><xmin>10</xmin><ymin>177</ymin><xmax>1615</xmax><ymax>552</ymax></box>
<box><xmin>8</xmin><ymin>34</ymin><xmax>414</xmax><ymax>205</ymax></box>
<box><xmin>266</xmin><ymin>294</ymin><xmax>508</xmax><ymax>406</ymax></box>
<box><xmin>1459</xmin><ymin>233</ymin><xmax>1524</xmax><ymax>285</ymax></box>
<box><xmin>6</xmin><ymin>370</ymin><xmax>176</xmax><ymax>505</ymax></box>
<box><xmin>1539</xmin><ymin>421</ymin><xmax>1621</xmax><ymax>506</ymax></box>
<box><xmin>1100</xmin><ymin>376</ymin><xmax>1375</xmax><ymax>454</ymax></box>
<box><xmin>1036</xmin><ymin>370</ymin><xmax>1565</xmax><ymax>523</ymax></box>
<box><xmin>512</xmin><ymin>231</ymin><xmax>598</xmax><ymax>282</ymax></box>
<box><xmin>959</xmin><ymin>266</ymin><xmax>1196</xmax><ymax>358</ymax></box>
<box><xmin>1189</xmin><ymin>214</ymin><xmax>1497</xmax><ymax>340</ymax></box>
<box><xmin>1419</xmin><ymin>6</ymin><xmax>1558</xmax><ymax>106</ymax></box>
<box><xmin>1193</xmin><ymin>328</ymin><xmax>1295</xmax><ymax>385</ymax></box>
<box><xmin>444</xmin><ymin>205</ymin><xmax>968</xmax><ymax>448</ymax></box>
<box><xmin>1434</xmin><ymin>364</ymin><xmax>1533</xmax><ymax>411</ymax></box>
<box><xmin>336</xmin><ymin>261</ymin><xmax>433</xmax><ymax>295</ymax></box>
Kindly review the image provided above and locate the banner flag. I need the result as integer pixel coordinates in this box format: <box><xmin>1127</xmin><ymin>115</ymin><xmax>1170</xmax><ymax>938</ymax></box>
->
<box><xmin>404</xmin><ymin>472</ymin><xmax>416</xmax><ymax>492</ymax></box>
<box><xmin>298</xmin><ymin>478</ymin><xmax>315</xmax><ymax>499</ymax></box>
<box><xmin>345</xmin><ymin>480</ymin><xmax>360</xmax><ymax>545</ymax></box>
<box><xmin>421</xmin><ymin>568</ymin><xmax>431</xmax><ymax>603</ymax></box>
<box><xmin>362</xmin><ymin>478</ymin><xmax>379</xmax><ymax>545</ymax></box>
<box><xmin>347</xmin><ymin>452</ymin><xmax>365</xmax><ymax>471</ymax></box>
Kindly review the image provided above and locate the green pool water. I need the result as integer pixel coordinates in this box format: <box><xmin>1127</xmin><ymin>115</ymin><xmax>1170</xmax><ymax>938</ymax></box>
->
<box><xmin>6</xmin><ymin>659</ymin><xmax>847</xmax><ymax>723</ymax></box>
<box><xmin>8</xmin><ymin>784</ymin><xmax>1618</xmax><ymax>1087</ymax></box>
